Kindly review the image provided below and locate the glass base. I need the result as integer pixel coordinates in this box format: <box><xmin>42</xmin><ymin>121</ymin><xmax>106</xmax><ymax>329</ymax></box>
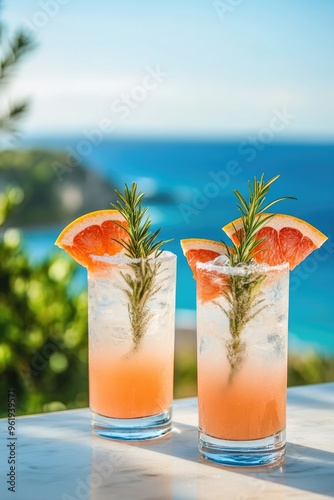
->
<box><xmin>199</xmin><ymin>428</ymin><xmax>285</xmax><ymax>467</ymax></box>
<box><xmin>91</xmin><ymin>406</ymin><xmax>172</xmax><ymax>441</ymax></box>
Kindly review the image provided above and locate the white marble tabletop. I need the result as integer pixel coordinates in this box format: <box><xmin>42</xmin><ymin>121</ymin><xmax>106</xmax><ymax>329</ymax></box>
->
<box><xmin>1</xmin><ymin>383</ymin><xmax>334</xmax><ymax>500</ymax></box>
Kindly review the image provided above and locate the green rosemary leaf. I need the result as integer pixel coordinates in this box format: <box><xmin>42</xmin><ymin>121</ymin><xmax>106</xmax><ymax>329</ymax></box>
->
<box><xmin>220</xmin><ymin>174</ymin><xmax>294</xmax><ymax>379</ymax></box>
<box><xmin>234</xmin><ymin>190</ymin><xmax>248</xmax><ymax>214</ymax></box>
<box><xmin>260</xmin><ymin>196</ymin><xmax>297</xmax><ymax>213</ymax></box>
<box><xmin>264</xmin><ymin>173</ymin><xmax>280</xmax><ymax>188</ymax></box>
<box><xmin>110</xmin><ymin>182</ymin><xmax>172</xmax><ymax>350</ymax></box>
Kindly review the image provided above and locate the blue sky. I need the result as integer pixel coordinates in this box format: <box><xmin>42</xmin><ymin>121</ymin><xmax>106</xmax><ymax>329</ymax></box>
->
<box><xmin>3</xmin><ymin>0</ymin><xmax>334</xmax><ymax>138</ymax></box>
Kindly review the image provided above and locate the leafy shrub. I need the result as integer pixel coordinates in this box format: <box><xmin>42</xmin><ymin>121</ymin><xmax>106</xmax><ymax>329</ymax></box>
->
<box><xmin>288</xmin><ymin>354</ymin><xmax>334</xmax><ymax>386</ymax></box>
<box><xmin>0</xmin><ymin>188</ymin><xmax>88</xmax><ymax>416</ymax></box>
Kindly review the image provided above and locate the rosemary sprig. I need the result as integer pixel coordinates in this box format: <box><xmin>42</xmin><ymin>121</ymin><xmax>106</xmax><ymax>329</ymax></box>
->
<box><xmin>220</xmin><ymin>174</ymin><xmax>295</xmax><ymax>379</ymax></box>
<box><xmin>226</xmin><ymin>174</ymin><xmax>296</xmax><ymax>265</ymax></box>
<box><xmin>111</xmin><ymin>183</ymin><xmax>172</xmax><ymax>351</ymax></box>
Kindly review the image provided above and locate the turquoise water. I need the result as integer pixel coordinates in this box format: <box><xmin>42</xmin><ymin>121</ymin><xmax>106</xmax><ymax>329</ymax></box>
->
<box><xmin>20</xmin><ymin>137</ymin><xmax>334</xmax><ymax>354</ymax></box>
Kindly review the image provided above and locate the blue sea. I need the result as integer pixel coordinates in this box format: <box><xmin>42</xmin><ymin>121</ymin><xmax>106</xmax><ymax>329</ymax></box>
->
<box><xmin>18</xmin><ymin>136</ymin><xmax>334</xmax><ymax>354</ymax></box>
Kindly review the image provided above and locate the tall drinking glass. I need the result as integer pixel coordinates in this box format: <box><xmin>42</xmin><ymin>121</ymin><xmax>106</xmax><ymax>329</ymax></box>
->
<box><xmin>88</xmin><ymin>251</ymin><xmax>176</xmax><ymax>440</ymax></box>
<box><xmin>196</xmin><ymin>260</ymin><xmax>289</xmax><ymax>466</ymax></box>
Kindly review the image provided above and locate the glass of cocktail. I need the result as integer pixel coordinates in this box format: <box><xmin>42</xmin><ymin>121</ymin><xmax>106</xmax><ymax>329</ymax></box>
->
<box><xmin>181</xmin><ymin>174</ymin><xmax>327</xmax><ymax>466</ymax></box>
<box><xmin>196</xmin><ymin>259</ymin><xmax>289</xmax><ymax>466</ymax></box>
<box><xmin>88</xmin><ymin>251</ymin><xmax>176</xmax><ymax>439</ymax></box>
<box><xmin>56</xmin><ymin>182</ymin><xmax>176</xmax><ymax>440</ymax></box>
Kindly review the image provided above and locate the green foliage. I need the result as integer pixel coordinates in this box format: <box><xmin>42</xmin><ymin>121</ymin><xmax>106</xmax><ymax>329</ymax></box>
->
<box><xmin>174</xmin><ymin>346</ymin><xmax>197</xmax><ymax>399</ymax></box>
<box><xmin>288</xmin><ymin>354</ymin><xmax>334</xmax><ymax>386</ymax></box>
<box><xmin>0</xmin><ymin>8</ymin><xmax>35</xmax><ymax>133</ymax></box>
<box><xmin>0</xmin><ymin>4</ymin><xmax>89</xmax><ymax>416</ymax></box>
<box><xmin>0</xmin><ymin>188</ymin><xmax>88</xmax><ymax>416</ymax></box>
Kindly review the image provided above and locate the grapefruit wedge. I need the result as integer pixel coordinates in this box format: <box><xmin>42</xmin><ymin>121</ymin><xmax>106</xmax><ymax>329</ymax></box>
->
<box><xmin>55</xmin><ymin>210</ymin><xmax>128</xmax><ymax>269</ymax></box>
<box><xmin>180</xmin><ymin>238</ymin><xmax>231</xmax><ymax>302</ymax></box>
<box><xmin>223</xmin><ymin>213</ymin><xmax>328</xmax><ymax>270</ymax></box>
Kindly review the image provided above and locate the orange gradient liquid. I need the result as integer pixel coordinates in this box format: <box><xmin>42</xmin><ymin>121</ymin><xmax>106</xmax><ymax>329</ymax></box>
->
<box><xmin>198</xmin><ymin>361</ymin><xmax>286</xmax><ymax>441</ymax></box>
<box><xmin>89</xmin><ymin>349</ymin><xmax>173</xmax><ymax>419</ymax></box>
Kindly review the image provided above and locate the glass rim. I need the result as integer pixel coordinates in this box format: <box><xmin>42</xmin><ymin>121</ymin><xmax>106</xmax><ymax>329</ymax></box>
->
<box><xmin>196</xmin><ymin>260</ymin><xmax>289</xmax><ymax>275</ymax></box>
<box><xmin>90</xmin><ymin>249</ymin><xmax>176</xmax><ymax>265</ymax></box>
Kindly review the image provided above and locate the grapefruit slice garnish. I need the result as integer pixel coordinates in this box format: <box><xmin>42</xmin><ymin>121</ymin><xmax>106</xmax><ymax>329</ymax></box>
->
<box><xmin>55</xmin><ymin>210</ymin><xmax>128</xmax><ymax>269</ymax></box>
<box><xmin>223</xmin><ymin>213</ymin><xmax>327</xmax><ymax>270</ymax></box>
<box><xmin>180</xmin><ymin>238</ymin><xmax>231</xmax><ymax>302</ymax></box>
